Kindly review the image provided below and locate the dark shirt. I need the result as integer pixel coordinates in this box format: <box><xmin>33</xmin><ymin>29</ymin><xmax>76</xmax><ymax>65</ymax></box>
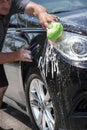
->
<box><xmin>0</xmin><ymin>0</ymin><xmax>30</xmax><ymax>51</ymax></box>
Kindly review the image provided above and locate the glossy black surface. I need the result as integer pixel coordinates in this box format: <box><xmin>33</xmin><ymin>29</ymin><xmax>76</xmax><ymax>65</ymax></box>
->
<box><xmin>3</xmin><ymin>2</ymin><xmax>87</xmax><ymax>130</ymax></box>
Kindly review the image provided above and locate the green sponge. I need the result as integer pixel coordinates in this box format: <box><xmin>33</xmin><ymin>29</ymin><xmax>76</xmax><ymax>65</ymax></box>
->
<box><xmin>47</xmin><ymin>22</ymin><xmax>63</xmax><ymax>41</ymax></box>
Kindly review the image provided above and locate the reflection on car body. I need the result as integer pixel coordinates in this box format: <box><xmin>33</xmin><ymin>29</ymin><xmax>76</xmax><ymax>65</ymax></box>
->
<box><xmin>3</xmin><ymin>0</ymin><xmax>87</xmax><ymax>130</ymax></box>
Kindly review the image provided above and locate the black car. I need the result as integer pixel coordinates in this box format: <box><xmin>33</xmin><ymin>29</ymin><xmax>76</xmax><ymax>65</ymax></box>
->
<box><xmin>3</xmin><ymin>0</ymin><xmax>87</xmax><ymax>130</ymax></box>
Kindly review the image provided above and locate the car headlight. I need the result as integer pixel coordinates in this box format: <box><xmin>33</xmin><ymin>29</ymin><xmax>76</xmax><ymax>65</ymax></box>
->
<box><xmin>38</xmin><ymin>32</ymin><xmax>87</xmax><ymax>78</ymax></box>
<box><xmin>54</xmin><ymin>32</ymin><xmax>87</xmax><ymax>61</ymax></box>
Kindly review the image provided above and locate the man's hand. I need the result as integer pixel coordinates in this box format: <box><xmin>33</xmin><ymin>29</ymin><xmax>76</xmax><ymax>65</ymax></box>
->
<box><xmin>38</xmin><ymin>12</ymin><xmax>58</xmax><ymax>28</ymax></box>
<box><xmin>16</xmin><ymin>46</ymin><xmax>32</xmax><ymax>62</ymax></box>
<box><xmin>25</xmin><ymin>2</ymin><xmax>59</xmax><ymax>28</ymax></box>
<box><xmin>0</xmin><ymin>46</ymin><xmax>32</xmax><ymax>64</ymax></box>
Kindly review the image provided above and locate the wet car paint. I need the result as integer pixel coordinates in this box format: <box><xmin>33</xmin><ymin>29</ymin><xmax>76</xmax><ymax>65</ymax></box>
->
<box><xmin>2</xmin><ymin>5</ymin><xmax>87</xmax><ymax>130</ymax></box>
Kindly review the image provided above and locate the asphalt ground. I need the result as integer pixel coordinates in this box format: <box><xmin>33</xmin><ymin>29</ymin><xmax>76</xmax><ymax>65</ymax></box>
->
<box><xmin>0</xmin><ymin>103</ymin><xmax>33</xmax><ymax>130</ymax></box>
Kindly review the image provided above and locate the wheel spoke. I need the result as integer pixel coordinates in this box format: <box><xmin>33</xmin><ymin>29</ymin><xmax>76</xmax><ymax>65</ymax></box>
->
<box><xmin>46</xmin><ymin>109</ymin><xmax>54</xmax><ymax>125</ymax></box>
<box><xmin>42</xmin><ymin>112</ymin><xmax>48</xmax><ymax>130</ymax></box>
<box><xmin>30</xmin><ymin>99</ymin><xmax>38</xmax><ymax>107</ymax></box>
<box><xmin>42</xmin><ymin>112</ymin><xmax>46</xmax><ymax>130</ymax></box>
<box><xmin>36</xmin><ymin>80</ymin><xmax>46</xmax><ymax>102</ymax></box>
<box><xmin>32</xmin><ymin>107</ymin><xmax>40</xmax><ymax>120</ymax></box>
<box><xmin>34</xmin><ymin>80</ymin><xmax>42</xmax><ymax>102</ymax></box>
<box><xmin>37</xmin><ymin>110</ymin><xmax>43</xmax><ymax>126</ymax></box>
<box><xmin>45</xmin><ymin>110</ymin><xmax>54</xmax><ymax>130</ymax></box>
<box><xmin>31</xmin><ymin>90</ymin><xmax>40</xmax><ymax>103</ymax></box>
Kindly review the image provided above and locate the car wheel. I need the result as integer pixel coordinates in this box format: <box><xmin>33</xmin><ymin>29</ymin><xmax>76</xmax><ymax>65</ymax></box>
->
<box><xmin>25</xmin><ymin>68</ymin><xmax>56</xmax><ymax>130</ymax></box>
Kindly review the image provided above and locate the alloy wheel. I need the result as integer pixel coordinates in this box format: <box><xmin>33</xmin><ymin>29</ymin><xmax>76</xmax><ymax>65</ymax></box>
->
<box><xmin>29</xmin><ymin>78</ymin><xmax>55</xmax><ymax>130</ymax></box>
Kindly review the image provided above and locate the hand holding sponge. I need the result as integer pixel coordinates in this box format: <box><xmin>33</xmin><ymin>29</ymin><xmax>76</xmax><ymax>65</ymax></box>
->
<box><xmin>47</xmin><ymin>22</ymin><xmax>63</xmax><ymax>42</ymax></box>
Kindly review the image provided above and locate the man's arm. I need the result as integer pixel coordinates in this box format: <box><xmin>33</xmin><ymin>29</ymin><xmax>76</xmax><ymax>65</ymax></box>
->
<box><xmin>24</xmin><ymin>2</ymin><xmax>58</xmax><ymax>28</ymax></box>
<box><xmin>0</xmin><ymin>1</ymin><xmax>58</xmax><ymax>64</ymax></box>
<box><xmin>0</xmin><ymin>47</ymin><xmax>32</xmax><ymax>64</ymax></box>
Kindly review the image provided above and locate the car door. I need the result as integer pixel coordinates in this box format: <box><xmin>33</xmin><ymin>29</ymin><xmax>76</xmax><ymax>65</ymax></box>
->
<box><xmin>3</xmin><ymin>13</ymin><xmax>46</xmax><ymax>108</ymax></box>
<box><xmin>2</xmin><ymin>15</ymin><xmax>27</xmax><ymax>106</ymax></box>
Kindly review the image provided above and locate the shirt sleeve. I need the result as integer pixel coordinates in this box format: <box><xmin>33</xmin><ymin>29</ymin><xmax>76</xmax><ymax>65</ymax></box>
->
<box><xmin>10</xmin><ymin>0</ymin><xmax>31</xmax><ymax>14</ymax></box>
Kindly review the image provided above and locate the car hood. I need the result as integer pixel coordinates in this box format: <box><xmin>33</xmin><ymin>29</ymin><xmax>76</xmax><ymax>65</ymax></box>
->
<box><xmin>56</xmin><ymin>8</ymin><xmax>87</xmax><ymax>35</ymax></box>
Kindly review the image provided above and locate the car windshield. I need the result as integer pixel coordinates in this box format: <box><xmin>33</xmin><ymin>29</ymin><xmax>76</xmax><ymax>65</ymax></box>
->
<box><xmin>32</xmin><ymin>0</ymin><xmax>87</xmax><ymax>13</ymax></box>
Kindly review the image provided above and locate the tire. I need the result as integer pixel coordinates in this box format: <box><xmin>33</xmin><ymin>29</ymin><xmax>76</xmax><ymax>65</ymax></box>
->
<box><xmin>25</xmin><ymin>68</ymin><xmax>56</xmax><ymax>130</ymax></box>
